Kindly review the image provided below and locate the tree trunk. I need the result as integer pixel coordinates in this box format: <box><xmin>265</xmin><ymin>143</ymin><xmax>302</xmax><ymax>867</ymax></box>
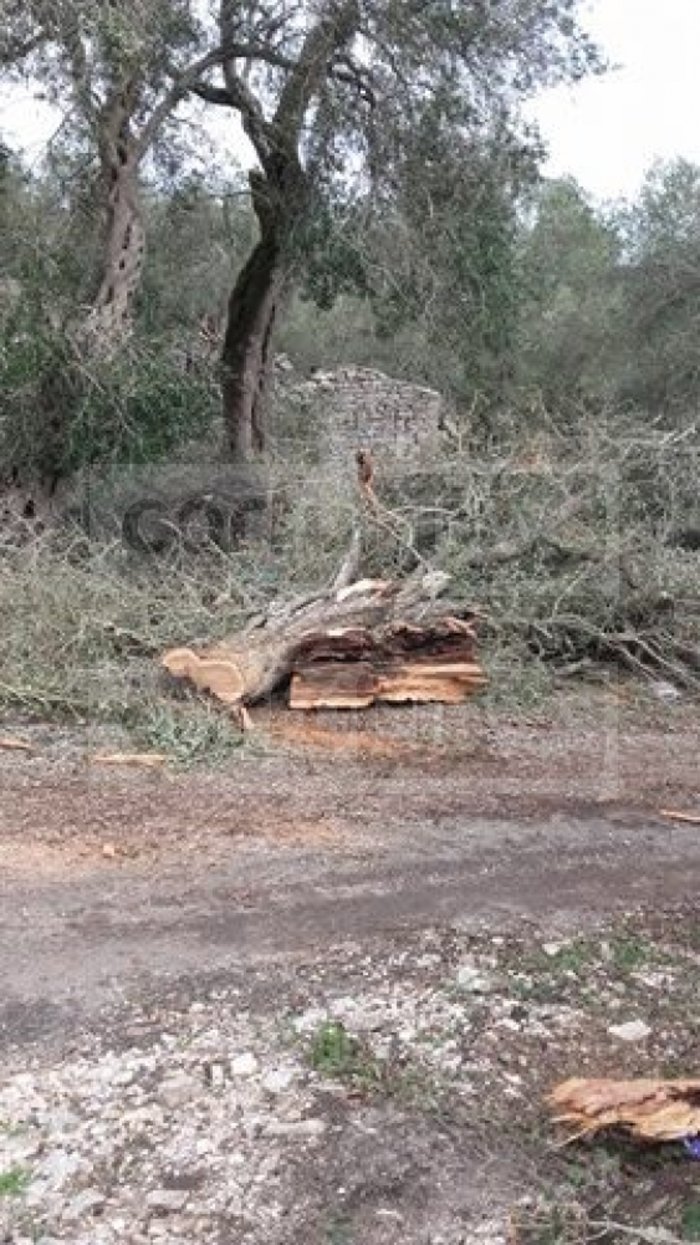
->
<box><xmin>220</xmin><ymin>227</ymin><xmax>283</xmax><ymax>460</ymax></box>
<box><xmin>221</xmin><ymin>160</ymin><xmax>308</xmax><ymax>461</ymax></box>
<box><xmin>82</xmin><ymin>153</ymin><xmax>145</xmax><ymax>355</ymax></box>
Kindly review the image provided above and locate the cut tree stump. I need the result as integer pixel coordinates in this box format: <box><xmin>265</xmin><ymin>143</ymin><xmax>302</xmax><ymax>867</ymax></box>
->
<box><xmin>161</xmin><ymin>571</ymin><xmax>486</xmax><ymax>713</ymax></box>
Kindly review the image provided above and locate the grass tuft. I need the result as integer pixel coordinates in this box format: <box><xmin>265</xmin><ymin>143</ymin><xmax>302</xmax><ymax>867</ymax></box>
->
<box><xmin>0</xmin><ymin>1166</ymin><xmax>29</xmax><ymax>1198</ymax></box>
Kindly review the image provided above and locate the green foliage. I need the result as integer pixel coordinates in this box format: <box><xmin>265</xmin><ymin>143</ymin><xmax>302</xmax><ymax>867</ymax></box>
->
<box><xmin>0</xmin><ymin>1167</ymin><xmax>29</xmax><ymax>1198</ymax></box>
<box><xmin>308</xmin><ymin>1021</ymin><xmax>382</xmax><ymax>1089</ymax></box>
<box><xmin>309</xmin><ymin>1021</ymin><xmax>360</xmax><ymax>1077</ymax></box>
<box><xmin>139</xmin><ymin>180</ymin><xmax>254</xmax><ymax>336</ymax></box>
<box><xmin>129</xmin><ymin>702</ymin><xmax>245</xmax><ymax>766</ymax></box>
<box><xmin>64</xmin><ymin>344</ymin><xmax>216</xmax><ymax>468</ymax></box>
<box><xmin>0</xmin><ymin>301</ymin><xmax>217</xmax><ymax>482</ymax></box>
<box><xmin>294</xmin><ymin>129</ymin><xmax>529</xmax><ymax>402</ymax></box>
<box><xmin>682</xmin><ymin>1201</ymin><xmax>700</xmax><ymax>1241</ymax></box>
<box><xmin>512</xmin><ymin>161</ymin><xmax>700</xmax><ymax>419</ymax></box>
<box><xmin>4</xmin><ymin>0</ymin><xmax>201</xmax><ymax>122</ymax></box>
<box><xmin>366</xmin><ymin>129</ymin><xmax>526</xmax><ymax>400</ymax></box>
<box><xmin>617</xmin><ymin>160</ymin><xmax>700</xmax><ymax>413</ymax></box>
<box><xmin>514</xmin><ymin>178</ymin><xmax>622</xmax><ymax>407</ymax></box>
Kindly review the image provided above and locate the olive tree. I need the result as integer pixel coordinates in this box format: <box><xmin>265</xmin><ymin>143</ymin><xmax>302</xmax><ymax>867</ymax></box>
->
<box><xmin>190</xmin><ymin>0</ymin><xmax>603</xmax><ymax>460</ymax></box>
<box><xmin>0</xmin><ymin>0</ymin><xmax>224</xmax><ymax>351</ymax></box>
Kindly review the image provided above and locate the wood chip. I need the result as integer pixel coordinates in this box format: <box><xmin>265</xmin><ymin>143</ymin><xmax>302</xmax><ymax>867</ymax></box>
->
<box><xmin>89</xmin><ymin>752</ymin><xmax>168</xmax><ymax>769</ymax></box>
<box><xmin>0</xmin><ymin>736</ymin><xmax>33</xmax><ymax>752</ymax></box>
<box><xmin>659</xmin><ymin>809</ymin><xmax>700</xmax><ymax>825</ymax></box>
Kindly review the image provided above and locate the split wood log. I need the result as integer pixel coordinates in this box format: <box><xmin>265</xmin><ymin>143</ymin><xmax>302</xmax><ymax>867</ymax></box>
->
<box><xmin>89</xmin><ymin>752</ymin><xmax>168</xmax><ymax>769</ymax></box>
<box><xmin>289</xmin><ymin>618</ymin><xmax>485</xmax><ymax>708</ymax></box>
<box><xmin>548</xmin><ymin>1077</ymin><xmax>700</xmax><ymax>1142</ymax></box>
<box><xmin>161</xmin><ymin>571</ymin><xmax>486</xmax><ymax>711</ymax></box>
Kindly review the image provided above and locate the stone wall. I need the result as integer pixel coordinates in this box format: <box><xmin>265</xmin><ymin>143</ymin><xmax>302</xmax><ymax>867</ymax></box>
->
<box><xmin>273</xmin><ymin>360</ymin><xmax>443</xmax><ymax>473</ymax></box>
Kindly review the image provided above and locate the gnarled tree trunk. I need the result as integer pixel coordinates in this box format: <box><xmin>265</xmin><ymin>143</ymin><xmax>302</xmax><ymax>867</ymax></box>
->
<box><xmin>82</xmin><ymin>81</ymin><xmax>146</xmax><ymax>356</ymax></box>
<box><xmin>82</xmin><ymin>155</ymin><xmax>145</xmax><ymax>354</ymax></box>
<box><xmin>161</xmin><ymin>569</ymin><xmax>487</xmax><ymax>711</ymax></box>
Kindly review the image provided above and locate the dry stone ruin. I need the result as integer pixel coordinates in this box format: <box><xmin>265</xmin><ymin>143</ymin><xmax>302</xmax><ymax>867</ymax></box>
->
<box><xmin>273</xmin><ymin>357</ymin><xmax>444</xmax><ymax>474</ymax></box>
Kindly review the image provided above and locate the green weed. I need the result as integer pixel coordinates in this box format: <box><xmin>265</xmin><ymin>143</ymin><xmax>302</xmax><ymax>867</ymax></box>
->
<box><xmin>0</xmin><ymin>1166</ymin><xmax>30</xmax><ymax>1197</ymax></box>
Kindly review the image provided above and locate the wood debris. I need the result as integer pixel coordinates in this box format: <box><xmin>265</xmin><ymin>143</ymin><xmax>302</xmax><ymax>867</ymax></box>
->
<box><xmin>0</xmin><ymin>736</ymin><xmax>33</xmax><ymax>752</ymax></box>
<box><xmin>548</xmin><ymin>1077</ymin><xmax>700</xmax><ymax>1142</ymax></box>
<box><xmin>89</xmin><ymin>752</ymin><xmax>168</xmax><ymax>769</ymax></box>
<box><xmin>161</xmin><ymin>570</ymin><xmax>486</xmax><ymax>714</ymax></box>
<box><xmin>659</xmin><ymin>809</ymin><xmax>700</xmax><ymax>826</ymax></box>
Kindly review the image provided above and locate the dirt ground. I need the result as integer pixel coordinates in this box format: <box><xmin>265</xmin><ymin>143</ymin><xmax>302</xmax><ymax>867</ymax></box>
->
<box><xmin>0</xmin><ymin>691</ymin><xmax>698</xmax><ymax>1243</ymax></box>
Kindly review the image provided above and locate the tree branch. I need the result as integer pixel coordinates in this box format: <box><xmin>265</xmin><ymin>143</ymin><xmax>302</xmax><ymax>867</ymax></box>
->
<box><xmin>62</xmin><ymin>17</ymin><xmax>97</xmax><ymax>126</ymax></box>
<box><xmin>137</xmin><ymin>37</ymin><xmax>292</xmax><ymax>163</ymax></box>
<box><xmin>191</xmin><ymin>82</ymin><xmax>234</xmax><ymax>107</ymax></box>
<box><xmin>0</xmin><ymin>29</ymin><xmax>45</xmax><ymax>66</ymax></box>
<box><xmin>330</xmin><ymin>51</ymin><xmax>376</xmax><ymax>108</ymax></box>
<box><xmin>0</xmin><ymin>0</ymin><xmax>47</xmax><ymax>66</ymax></box>
<box><xmin>273</xmin><ymin>0</ymin><xmax>360</xmax><ymax>139</ymax></box>
<box><xmin>589</xmin><ymin>1221</ymin><xmax>685</xmax><ymax>1245</ymax></box>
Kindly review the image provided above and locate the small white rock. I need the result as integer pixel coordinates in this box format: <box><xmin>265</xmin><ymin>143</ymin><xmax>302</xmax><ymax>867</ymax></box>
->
<box><xmin>146</xmin><ymin>1188</ymin><xmax>189</xmax><ymax>1215</ymax></box>
<box><xmin>265</xmin><ymin>1118</ymin><xmax>327</xmax><ymax>1139</ymax></box>
<box><xmin>456</xmin><ymin>964</ymin><xmax>491</xmax><ymax>993</ymax></box>
<box><xmin>231</xmin><ymin>1052</ymin><xmax>259</xmax><ymax>1077</ymax></box>
<box><xmin>263</xmin><ymin>1067</ymin><xmax>296</xmax><ymax>1094</ymax></box>
<box><xmin>293</xmin><ymin>1007</ymin><xmax>327</xmax><ymax>1034</ymax></box>
<box><xmin>158</xmin><ymin>1075</ymin><xmax>196</xmax><ymax>1109</ymax></box>
<box><xmin>608</xmin><ymin>1020</ymin><xmax>651</xmax><ymax>1042</ymax></box>
<box><xmin>650</xmin><ymin>680</ymin><xmax>681</xmax><ymax>702</ymax></box>
<box><xmin>205</xmin><ymin>1061</ymin><xmax>227</xmax><ymax>1089</ymax></box>
<box><xmin>64</xmin><ymin>1189</ymin><xmax>106</xmax><ymax>1220</ymax></box>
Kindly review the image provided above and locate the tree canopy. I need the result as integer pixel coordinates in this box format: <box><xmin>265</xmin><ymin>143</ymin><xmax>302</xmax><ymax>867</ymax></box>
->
<box><xmin>0</xmin><ymin>0</ymin><xmax>640</xmax><ymax>484</ymax></box>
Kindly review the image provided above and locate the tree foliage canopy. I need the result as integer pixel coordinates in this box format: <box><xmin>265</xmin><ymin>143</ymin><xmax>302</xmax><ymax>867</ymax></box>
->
<box><xmin>13</xmin><ymin>3</ymin><xmax>700</xmax><ymax>481</ymax></box>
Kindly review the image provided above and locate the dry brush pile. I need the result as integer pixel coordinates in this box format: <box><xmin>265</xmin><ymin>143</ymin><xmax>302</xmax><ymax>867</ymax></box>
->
<box><xmin>0</xmin><ymin>409</ymin><xmax>697</xmax><ymax>735</ymax></box>
<box><xmin>265</xmin><ymin>409</ymin><xmax>699</xmax><ymax>694</ymax></box>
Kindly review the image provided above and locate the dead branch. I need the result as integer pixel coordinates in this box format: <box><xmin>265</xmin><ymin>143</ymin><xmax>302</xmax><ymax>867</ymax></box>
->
<box><xmin>331</xmin><ymin>526</ymin><xmax>362</xmax><ymax>592</ymax></box>
<box><xmin>588</xmin><ymin>1221</ymin><xmax>685</xmax><ymax>1245</ymax></box>
<box><xmin>356</xmin><ymin>448</ymin><xmax>430</xmax><ymax>570</ymax></box>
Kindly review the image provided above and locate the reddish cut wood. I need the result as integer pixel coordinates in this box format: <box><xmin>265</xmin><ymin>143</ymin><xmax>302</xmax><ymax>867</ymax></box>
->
<box><xmin>161</xmin><ymin>572</ymin><xmax>487</xmax><ymax>713</ymax></box>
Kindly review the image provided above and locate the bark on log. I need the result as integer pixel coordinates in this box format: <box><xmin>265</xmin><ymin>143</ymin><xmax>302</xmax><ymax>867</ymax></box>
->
<box><xmin>161</xmin><ymin>571</ymin><xmax>486</xmax><ymax>711</ymax></box>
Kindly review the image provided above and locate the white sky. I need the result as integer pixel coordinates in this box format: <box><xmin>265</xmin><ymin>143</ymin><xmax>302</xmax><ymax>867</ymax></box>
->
<box><xmin>525</xmin><ymin>0</ymin><xmax>700</xmax><ymax>201</ymax></box>
<box><xmin>1</xmin><ymin>0</ymin><xmax>699</xmax><ymax>203</ymax></box>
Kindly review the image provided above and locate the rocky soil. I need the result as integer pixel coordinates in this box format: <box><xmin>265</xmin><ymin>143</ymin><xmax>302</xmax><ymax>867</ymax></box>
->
<box><xmin>0</xmin><ymin>698</ymin><xmax>698</xmax><ymax>1243</ymax></box>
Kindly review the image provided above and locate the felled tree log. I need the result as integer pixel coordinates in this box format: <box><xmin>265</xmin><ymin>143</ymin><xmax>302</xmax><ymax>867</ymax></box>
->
<box><xmin>161</xmin><ymin>570</ymin><xmax>486</xmax><ymax>711</ymax></box>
